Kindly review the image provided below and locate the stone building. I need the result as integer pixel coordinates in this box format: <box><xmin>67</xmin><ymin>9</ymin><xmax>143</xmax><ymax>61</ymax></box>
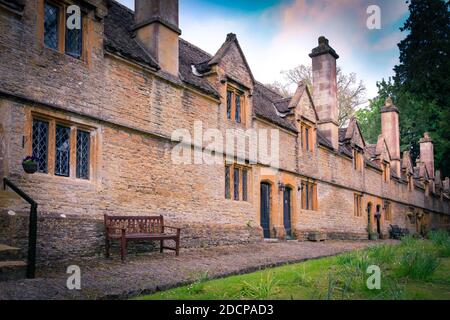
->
<box><xmin>0</xmin><ymin>0</ymin><xmax>449</xmax><ymax>265</ymax></box>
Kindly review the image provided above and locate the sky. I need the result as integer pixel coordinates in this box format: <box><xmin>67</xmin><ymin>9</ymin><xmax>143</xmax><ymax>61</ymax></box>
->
<box><xmin>116</xmin><ymin>0</ymin><xmax>410</xmax><ymax>100</ymax></box>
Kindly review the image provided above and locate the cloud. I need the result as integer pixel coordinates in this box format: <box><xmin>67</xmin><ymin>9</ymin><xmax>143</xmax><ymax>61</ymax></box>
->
<box><xmin>371</xmin><ymin>31</ymin><xmax>404</xmax><ymax>51</ymax></box>
<box><xmin>116</xmin><ymin>0</ymin><xmax>408</xmax><ymax>99</ymax></box>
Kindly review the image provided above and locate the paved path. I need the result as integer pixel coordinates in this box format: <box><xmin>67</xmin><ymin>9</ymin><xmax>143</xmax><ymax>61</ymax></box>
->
<box><xmin>0</xmin><ymin>240</ymin><xmax>397</xmax><ymax>300</ymax></box>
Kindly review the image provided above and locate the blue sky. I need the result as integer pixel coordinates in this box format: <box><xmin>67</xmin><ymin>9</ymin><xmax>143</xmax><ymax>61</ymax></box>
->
<box><xmin>117</xmin><ymin>0</ymin><xmax>410</xmax><ymax>99</ymax></box>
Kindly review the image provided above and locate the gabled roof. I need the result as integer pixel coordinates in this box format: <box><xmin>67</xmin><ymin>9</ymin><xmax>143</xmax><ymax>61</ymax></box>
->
<box><xmin>317</xmin><ymin>131</ymin><xmax>334</xmax><ymax>150</ymax></box>
<box><xmin>253</xmin><ymin>82</ymin><xmax>297</xmax><ymax>132</ymax></box>
<box><xmin>365</xmin><ymin>144</ymin><xmax>377</xmax><ymax>158</ymax></box>
<box><xmin>375</xmin><ymin>135</ymin><xmax>391</xmax><ymax>162</ymax></box>
<box><xmin>401</xmin><ymin>151</ymin><xmax>414</xmax><ymax>175</ymax></box>
<box><xmin>104</xmin><ymin>0</ymin><xmax>220</xmax><ymax>99</ymax></box>
<box><xmin>287</xmin><ymin>82</ymin><xmax>318</xmax><ymax>122</ymax></box>
<box><xmin>104</xmin><ymin>1</ymin><xmax>160</xmax><ymax>70</ymax></box>
<box><xmin>340</xmin><ymin>117</ymin><xmax>366</xmax><ymax>148</ymax></box>
<box><xmin>195</xmin><ymin>33</ymin><xmax>255</xmax><ymax>84</ymax></box>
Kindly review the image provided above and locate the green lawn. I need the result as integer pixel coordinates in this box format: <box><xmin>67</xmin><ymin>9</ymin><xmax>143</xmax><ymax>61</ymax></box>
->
<box><xmin>135</xmin><ymin>232</ymin><xmax>450</xmax><ymax>300</ymax></box>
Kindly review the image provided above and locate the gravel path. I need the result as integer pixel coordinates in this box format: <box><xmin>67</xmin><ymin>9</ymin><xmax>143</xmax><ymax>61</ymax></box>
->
<box><xmin>0</xmin><ymin>240</ymin><xmax>397</xmax><ymax>300</ymax></box>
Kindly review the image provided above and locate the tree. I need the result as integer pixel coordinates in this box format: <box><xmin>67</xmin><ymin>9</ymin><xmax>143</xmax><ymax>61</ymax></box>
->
<box><xmin>267</xmin><ymin>65</ymin><xmax>367</xmax><ymax>127</ymax></box>
<box><xmin>393</xmin><ymin>0</ymin><xmax>450</xmax><ymax>176</ymax></box>
<box><xmin>358</xmin><ymin>0</ymin><xmax>450</xmax><ymax>176</ymax></box>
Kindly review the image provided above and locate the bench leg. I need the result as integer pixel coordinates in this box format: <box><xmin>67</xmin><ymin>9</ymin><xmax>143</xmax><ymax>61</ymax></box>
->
<box><xmin>121</xmin><ymin>236</ymin><xmax>127</xmax><ymax>262</ymax></box>
<box><xmin>160</xmin><ymin>240</ymin><xmax>164</xmax><ymax>253</ymax></box>
<box><xmin>105</xmin><ymin>238</ymin><xmax>110</xmax><ymax>258</ymax></box>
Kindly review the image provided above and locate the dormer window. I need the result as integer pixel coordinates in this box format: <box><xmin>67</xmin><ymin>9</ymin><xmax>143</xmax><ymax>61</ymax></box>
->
<box><xmin>300</xmin><ymin>123</ymin><xmax>314</xmax><ymax>152</ymax></box>
<box><xmin>226</xmin><ymin>87</ymin><xmax>244</xmax><ymax>124</ymax></box>
<box><xmin>353</xmin><ymin>150</ymin><xmax>363</xmax><ymax>171</ymax></box>
<box><xmin>408</xmin><ymin>175</ymin><xmax>414</xmax><ymax>191</ymax></box>
<box><xmin>382</xmin><ymin>163</ymin><xmax>390</xmax><ymax>183</ymax></box>
<box><xmin>42</xmin><ymin>1</ymin><xmax>84</xmax><ymax>59</ymax></box>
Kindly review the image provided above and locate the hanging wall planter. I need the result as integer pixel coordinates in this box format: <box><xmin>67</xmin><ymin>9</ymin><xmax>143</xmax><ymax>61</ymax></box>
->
<box><xmin>22</xmin><ymin>156</ymin><xmax>38</xmax><ymax>174</ymax></box>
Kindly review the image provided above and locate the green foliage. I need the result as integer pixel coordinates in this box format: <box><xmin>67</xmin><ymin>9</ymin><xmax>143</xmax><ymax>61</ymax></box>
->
<box><xmin>397</xmin><ymin>248</ymin><xmax>440</xmax><ymax>280</ymax></box>
<box><xmin>335</xmin><ymin>250</ymin><xmax>371</xmax><ymax>276</ymax></box>
<box><xmin>239</xmin><ymin>272</ymin><xmax>279</xmax><ymax>299</ymax></box>
<box><xmin>429</xmin><ymin>230</ymin><xmax>450</xmax><ymax>257</ymax></box>
<box><xmin>355</xmin><ymin>79</ymin><xmax>392</xmax><ymax>144</ymax></box>
<box><xmin>429</xmin><ymin>230</ymin><xmax>450</xmax><ymax>247</ymax></box>
<box><xmin>400</xmin><ymin>235</ymin><xmax>420</xmax><ymax>248</ymax></box>
<box><xmin>367</xmin><ymin>244</ymin><xmax>397</xmax><ymax>265</ymax></box>
<box><xmin>358</xmin><ymin>0</ymin><xmax>450</xmax><ymax>176</ymax></box>
<box><xmin>139</xmin><ymin>239</ymin><xmax>450</xmax><ymax>300</ymax></box>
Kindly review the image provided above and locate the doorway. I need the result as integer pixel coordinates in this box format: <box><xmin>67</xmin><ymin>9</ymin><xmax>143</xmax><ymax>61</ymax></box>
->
<box><xmin>283</xmin><ymin>187</ymin><xmax>292</xmax><ymax>237</ymax></box>
<box><xmin>367</xmin><ymin>202</ymin><xmax>373</xmax><ymax>240</ymax></box>
<box><xmin>260</xmin><ymin>182</ymin><xmax>271</xmax><ymax>238</ymax></box>
<box><xmin>375</xmin><ymin>205</ymin><xmax>381</xmax><ymax>237</ymax></box>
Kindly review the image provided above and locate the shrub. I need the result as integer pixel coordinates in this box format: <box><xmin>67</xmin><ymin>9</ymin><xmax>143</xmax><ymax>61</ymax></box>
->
<box><xmin>367</xmin><ymin>245</ymin><xmax>397</xmax><ymax>265</ymax></box>
<box><xmin>336</xmin><ymin>250</ymin><xmax>372</xmax><ymax>277</ymax></box>
<box><xmin>400</xmin><ymin>235</ymin><xmax>419</xmax><ymax>248</ymax></box>
<box><xmin>397</xmin><ymin>248</ymin><xmax>439</xmax><ymax>280</ymax></box>
<box><xmin>428</xmin><ymin>230</ymin><xmax>450</xmax><ymax>246</ymax></box>
<box><xmin>240</xmin><ymin>273</ymin><xmax>279</xmax><ymax>299</ymax></box>
<box><xmin>293</xmin><ymin>265</ymin><xmax>313</xmax><ymax>287</ymax></box>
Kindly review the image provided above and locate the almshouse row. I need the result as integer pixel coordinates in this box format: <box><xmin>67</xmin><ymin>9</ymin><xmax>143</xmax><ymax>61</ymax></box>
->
<box><xmin>0</xmin><ymin>0</ymin><xmax>449</xmax><ymax>265</ymax></box>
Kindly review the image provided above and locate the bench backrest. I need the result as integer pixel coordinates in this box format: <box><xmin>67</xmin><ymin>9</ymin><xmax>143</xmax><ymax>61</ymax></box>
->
<box><xmin>104</xmin><ymin>215</ymin><xmax>164</xmax><ymax>235</ymax></box>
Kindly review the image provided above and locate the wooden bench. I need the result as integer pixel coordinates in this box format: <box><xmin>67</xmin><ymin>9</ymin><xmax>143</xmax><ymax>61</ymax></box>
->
<box><xmin>104</xmin><ymin>215</ymin><xmax>181</xmax><ymax>261</ymax></box>
<box><xmin>389</xmin><ymin>224</ymin><xmax>410</xmax><ymax>240</ymax></box>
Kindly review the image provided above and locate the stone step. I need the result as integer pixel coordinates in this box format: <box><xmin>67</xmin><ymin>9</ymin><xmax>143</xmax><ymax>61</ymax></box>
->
<box><xmin>0</xmin><ymin>190</ymin><xmax>24</xmax><ymax>211</ymax></box>
<box><xmin>0</xmin><ymin>260</ymin><xmax>27</xmax><ymax>282</ymax></box>
<box><xmin>0</xmin><ymin>244</ymin><xmax>21</xmax><ymax>260</ymax></box>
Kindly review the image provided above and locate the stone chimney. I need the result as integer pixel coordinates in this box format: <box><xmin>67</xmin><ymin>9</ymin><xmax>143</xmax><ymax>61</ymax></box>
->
<box><xmin>309</xmin><ymin>36</ymin><xmax>339</xmax><ymax>150</ymax></box>
<box><xmin>134</xmin><ymin>0</ymin><xmax>181</xmax><ymax>76</ymax></box>
<box><xmin>419</xmin><ymin>132</ymin><xmax>435</xmax><ymax>179</ymax></box>
<box><xmin>381</xmin><ymin>97</ymin><xmax>401</xmax><ymax>176</ymax></box>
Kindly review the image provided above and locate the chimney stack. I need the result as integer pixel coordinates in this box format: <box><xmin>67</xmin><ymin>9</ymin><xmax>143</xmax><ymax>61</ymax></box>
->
<box><xmin>134</xmin><ymin>0</ymin><xmax>180</xmax><ymax>76</ymax></box>
<box><xmin>381</xmin><ymin>97</ymin><xmax>401</xmax><ymax>176</ymax></box>
<box><xmin>310</xmin><ymin>36</ymin><xmax>339</xmax><ymax>150</ymax></box>
<box><xmin>419</xmin><ymin>132</ymin><xmax>435</xmax><ymax>179</ymax></box>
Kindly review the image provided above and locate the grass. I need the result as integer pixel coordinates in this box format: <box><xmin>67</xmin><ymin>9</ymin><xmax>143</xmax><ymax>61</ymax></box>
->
<box><xmin>135</xmin><ymin>236</ymin><xmax>450</xmax><ymax>300</ymax></box>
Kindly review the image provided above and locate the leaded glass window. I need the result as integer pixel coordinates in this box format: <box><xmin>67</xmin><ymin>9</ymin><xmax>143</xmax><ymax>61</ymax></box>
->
<box><xmin>226</xmin><ymin>91</ymin><xmax>232</xmax><ymax>119</ymax></box>
<box><xmin>55</xmin><ymin>125</ymin><xmax>70</xmax><ymax>177</ymax></box>
<box><xmin>32</xmin><ymin>119</ymin><xmax>49</xmax><ymax>173</ymax></box>
<box><xmin>44</xmin><ymin>2</ymin><xmax>59</xmax><ymax>50</ymax></box>
<box><xmin>225</xmin><ymin>166</ymin><xmax>231</xmax><ymax>199</ymax></box>
<box><xmin>65</xmin><ymin>11</ymin><xmax>82</xmax><ymax>58</ymax></box>
<box><xmin>234</xmin><ymin>168</ymin><xmax>240</xmax><ymax>200</ymax></box>
<box><xmin>242</xmin><ymin>169</ymin><xmax>248</xmax><ymax>201</ymax></box>
<box><xmin>76</xmin><ymin>130</ymin><xmax>90</xmax><ymax>179</ymax></box>
<box><xmin>235</xmin><ymin>94</ymin><xmax>241</xmax><ymax>123</ymax></box>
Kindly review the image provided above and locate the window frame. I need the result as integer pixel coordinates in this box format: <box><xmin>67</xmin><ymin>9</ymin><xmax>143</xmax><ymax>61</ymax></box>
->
<box><xmin>40</xmin><ymin>0</ymin><xmax>86</xmax><ymax>60</ymax></box>
<box><xmin>300</xmin><ymin>122</ymin><xmax>314</xmax><ymax>152</ymax></box>
<box><xmin>54</xmin><ymin>123</ymin><xmax>71</xmax><ymax>177</ymax></box>
<box><xmin>353</xmin><ymin>150</ymin><xmax>363</xmax><ymax>172</ymax></box>
<box><xmin>354</xmin><ymin>194</ymin><xmax>362</xmax><ymax>217</ymax></box>
<box><xmin>384</xmin><ymin>201</ymin><xmax>392</xmax><ymax>221</ymax></box>
<box><xmin>32</xmin><ymin>118</ymin><xmax>50</xmax><ymax>174</ymax></box>
<box><xmin>226</xmin><ymin>86</ymin><xmax>245</xmax><ymax>125</ymax></box>
<box><xmin>224</xmin><ymin>164</ymin><xmax>251</xmax><ymax>202</ymax></box>
<box><xmin>29</xmin><ymin>113</ymin><xmax>94</xmax><ymax>181</ymax></box>
<box><xmin>301</xmin><ymin>181</ymin><xmax>317</xmax><ymax>211</ymax></box>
